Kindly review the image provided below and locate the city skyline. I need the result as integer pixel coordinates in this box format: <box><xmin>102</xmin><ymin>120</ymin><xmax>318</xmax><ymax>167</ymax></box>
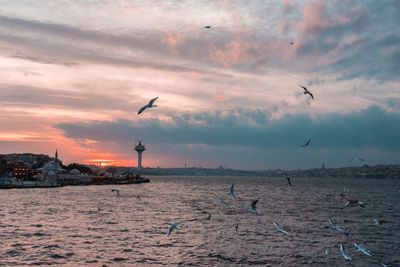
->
<box><xmin>1</xmin><ymin>1</ymin><xmax>400</xmax><ymax>170</ymax></box>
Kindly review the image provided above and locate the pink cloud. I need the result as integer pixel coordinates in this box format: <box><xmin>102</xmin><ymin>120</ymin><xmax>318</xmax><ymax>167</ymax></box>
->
<box><xmin>214</xmin><ymin>94</ymin><xmax>230</xmax><ymax>103</ymax></box>
<box><xmin>283</xmin><ymin>0</ymin><xmax>295</xmax><ymax>13</ymax></box>
<box><xmin>299</xmin><ymin>1</ymin><xmax>367</xmax><ymax>35</ymax></box>
<box><xmin>162</xmin><ymin>31</ymin><xmax>183</xmax><ymax>48</ymax></box>
<box><xmin>208</xmin><ymin>40</ymin><xmax>252</xmax><ymax>67</ymax></box>
<box><xmin>186</xmin><ymin>69</ymin><xmax>199</xmax><ymax>80</ymax></box>
<box><xmin>299</xmin><ymin>0</ymin><xmax>328</xmax><ymax>34</ymax></box>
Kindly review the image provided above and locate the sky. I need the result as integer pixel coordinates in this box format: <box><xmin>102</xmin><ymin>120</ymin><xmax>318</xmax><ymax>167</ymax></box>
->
<box><xmin>0</xmin><ymin>0</ymin><xmax>399</xmax><ymax>170</ymax></box>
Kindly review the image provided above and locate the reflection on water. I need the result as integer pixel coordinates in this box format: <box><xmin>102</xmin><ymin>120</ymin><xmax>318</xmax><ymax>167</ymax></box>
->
<box><xmin>0</xmin><ymin>176</ymin><xmax>399</xmax><ymax>266</ymax></box>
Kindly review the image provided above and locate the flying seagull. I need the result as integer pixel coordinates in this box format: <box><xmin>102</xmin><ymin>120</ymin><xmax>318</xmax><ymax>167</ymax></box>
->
<box><xmin>248</xmin><ymin>199</ymin><xmax>259</xmax><ymax>213</ymax></box>
<box><xmin>340</xmin><ymin>194</ymin><xmax>366</xmax><ymax>208</ymax></box>
<box><xmin>205</xmin><ymin>212</ymin><xmax>211</xmax><ymax>220</ymax></box>
<box><xmin>229</xmin><ymin>183</ymin><xmax>237</xmax><ymax>199</ymax></box>
<box><xmin>347</xmin><ymin>157</ymin><xmax>365</xmax><ymax>163</ymax></box>
<box><xmin>167</xmin><ymin>222</ymin><xmax>181</xmax><ymax>236</ymax></box>
<box><xmin>289</xmin><ymin>41</ymin><xmax>294</xmax><ymax>45</ymax></box>
<box><xmin>340</xmin><ymin>244</ymin><xmax>352</xmax><ymax>260</ymax></box>
<box><xmin>302</xmin><ymin>139</ymin><xmax>311</xmax><ymax>147</ymax></box>
<box><xmin>204</xmin><ymin>25</ymin><xmax>212</xmax><ymax>28</ymax></box>
<box><xmin>328</xmin><ymin>218</ymin><xmax>345</xmax><ymax>232</ymax></box>
<box><xmin>214</xmin><ymin>194</ymin><xmax>230</xmax><ymax>208</ymax></box>
<box><xmin>138</xmin><ymin>97</ymin><xmax>158</xmax><ymax>115</ymax></box>
<box><xmin>299</xmin><ymin>85</ymin><xmax>314</xmax><ymax>100</ymax></box>
<box><xmin>354</xmin><ymin>243</ymin><xmax>372</xmax><ymax>257</ymax></box>
<box><xmin>273</xmin><ymin>221</ymin><xmax>289</xmax><ymax>234</ymax></box>
<box><xmin>111</xmin><ymin>189</ymin><xmax>120</xmax><ymax>197</ymax></box>
<box><xmin>283</xmin><ymin>174</ymin><xmax>292</xmax><ymax>187</ymax></box>
<box><xmin>234</xmin><ymin>224</ymin><xmax>239</xmax><ymax>233</ymax></box>
<box><xmin>373</xmin><ymin>219</ymin><xmax>383</xmax><ymax>226</ymax></box>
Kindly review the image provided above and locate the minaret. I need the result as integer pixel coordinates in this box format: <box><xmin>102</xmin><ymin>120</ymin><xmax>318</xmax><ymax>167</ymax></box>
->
<box><xmin>134</xmin><ymin>141</ymin><xmax>146</xmax><ymax>170</ymax></box>
<box><xmin>55</xmin><ymin>149</ymin><xmax>58</xmax><ymax>160</ymax></box>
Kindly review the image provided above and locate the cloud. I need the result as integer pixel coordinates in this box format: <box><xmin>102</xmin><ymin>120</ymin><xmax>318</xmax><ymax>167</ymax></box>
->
<box><xmin>283</xmin><ymin>0</ymin><xmax>294</xmax><ymax>13</ymax></box>
<box><xmin>0</xmin><ymin>84</ymin><xmax>138</xmax><ymax>112</ymax></box>
<box><xmin>56</xmin><ymin>105</ymin><xmax>400</xmax><ymax>151</ymax></box>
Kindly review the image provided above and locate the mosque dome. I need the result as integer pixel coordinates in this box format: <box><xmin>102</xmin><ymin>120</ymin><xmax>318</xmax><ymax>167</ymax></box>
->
<box><xmin>43</xmin><ymin>161</ymin><xmax>56</xmax><ymax>171</ymax></box>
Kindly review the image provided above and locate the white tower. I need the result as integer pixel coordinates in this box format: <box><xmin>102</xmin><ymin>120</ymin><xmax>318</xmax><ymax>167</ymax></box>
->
<box><xmin>134</xmin><ymin>141</ymin><xmax>146</xmax><ymax>170</ymax></box>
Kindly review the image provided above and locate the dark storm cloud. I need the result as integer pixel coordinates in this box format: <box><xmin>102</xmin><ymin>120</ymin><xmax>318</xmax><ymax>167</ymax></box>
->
<box><xmin>56</xmin><ymin>105</ymin><xmax>400</xmax><ymax>151</ymax></box>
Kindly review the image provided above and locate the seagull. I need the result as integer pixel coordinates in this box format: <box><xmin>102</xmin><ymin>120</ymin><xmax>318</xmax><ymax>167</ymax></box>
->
<box><xmin>234</xmin><ymin>224</ymin><xmax>238</xmax><ymax>233</ymax></box>
<box><xmin>345</xmin><ymin>229</ymin><xmax>352</xmax><ymax>238</ymax></box>
<box><xmin>166</xmin><ymin>222</ymin><xmax>181</xmax><ymax>236</ymax></box>
<box><xmin>328</xmin><ymin>218</ymin><xmax>345</xmax><ymax>232</ymax></box>
<box><xmin>340</xmin><ymin>244</ymin><xmax>352</xmax><ymax>260</ymax></box>
<box><xmin>248</xmin><ymin>199</ymin><xmax>259</xmax><ymax>213</ymax></box>
<box><xmin>340</xmin><ymin>194</ymin><xmax>366</xmax><ymax>208</ymax></box>
<box><xmin>325</xmin><ymin>249</ymin><xmax>329</xmax><ymax>255</ymax></box>
<box><xmin>111</xmin><ymin>189</ymin><xmax>120</xmax><ymax>197</ymax></box>
<box><xmin>229</xmin><ymin>183</ymin><xmax>237</xmax><ymax>199</ymax></box>
<box><xmin>347</xmin><ymin>157</ymin><xmax>365</xmax><ymax>163</ymax></box>
<box><xmin>204</xmin><ymin>25</ymin><xmax>212</xmax><ymax>29</ymax></box>
<box><xmin>289</xmin><ymin>41</ymin><xmax>294</xmax><ymax>45</ymax></box>
<box><xmin>273</xmin><ymin>221</ymin><xmax>289</xmax><ymax>234</ymax></box>
<box><xmin>302</xmin><ymin>139</ymin><xmax>311</xmax><ymax>147</ymax></box>
<box><xmin>354</xmin><ymin>243</ymin><xmax>372</xmax><ymax>257</ymax></box>
<box><xmin>265</xmin><ymin>246</ymin><xmax>270</xmax><ymax>252</ymax></box>
<box><xmin>138</xmin><ymin>97</ymin><xmax>158</xmax><ymax>115</ymax></box>
<box><xmin>205</xmin><ymin>212</ymin><xmax>211</xmax><ymax>220</ymax></box>
<box><xmin>202</xmin><ymin>244</ymin><xmax>209</xmax><ymax>250</ymax></box>
<box><xmin>373</xmin><ymin>219</ymin><xmax>383</xmax><ymax>226</ymax></box>
<box><xmin>214</xmin><ymin>194</ymin><xmax>230</xmax><ymax>208</ymax></box>
<box><xmin>344</xmin><ymin>187</ymin><xmax>350</xmax><ymax>192</ymax></box>
<box><xmin>299</xmin><ymin>85</ymin><xmax>314</xmax><ymax>100</ymax></box>
<box><xmin>283</xmin><ymin>174</ymin><xmax>292</xmax><ymax>187</ymax></box>
<box><xmin>136</xmin><ymin>195</ymin><xmax>141</xmax><ymax>200</ymax></box>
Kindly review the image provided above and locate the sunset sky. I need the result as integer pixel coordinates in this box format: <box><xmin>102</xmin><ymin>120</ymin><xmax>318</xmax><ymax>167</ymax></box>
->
<box><xmin>0</xmin><ymin>0</ymin><xmax>399</xmax><ymax>170</ymax></box>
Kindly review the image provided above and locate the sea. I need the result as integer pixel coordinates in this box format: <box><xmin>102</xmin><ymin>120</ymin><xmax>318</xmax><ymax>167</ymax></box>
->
<box><xmin>0</xmin><ymin>176</ymin><xmax>399</xmax><ymax>266</ymax></box>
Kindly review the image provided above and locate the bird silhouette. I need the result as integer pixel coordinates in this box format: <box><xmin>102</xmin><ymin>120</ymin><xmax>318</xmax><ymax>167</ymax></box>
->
<box><xmin>299</xmin><ymin>85</ymin><xmax>314</xmax><ymax>100</ymax></box>
<box><xmin>302</xmin><ymin>139</ymin><xmax>311</xmax><ymax>147</ymax></box>
<box><xmin>138</xmin><ymin>97</ymin><xmax>158</xmax><ymax>114</ymax></box>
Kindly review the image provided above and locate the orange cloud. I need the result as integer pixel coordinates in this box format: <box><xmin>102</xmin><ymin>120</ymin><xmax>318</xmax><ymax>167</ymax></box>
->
<box><xmin>214</xmin><ymin>94</ymin><xmax>230</xmax><ymax>103</ymax></box>
<box><xmin>187</xmin><ymin>69</ymin><xmax>199</xmax><ymax>80</ymax></box>
<box><xmin>209</xmin><ymin>40</ymin><xmax>251</xmax><ymax>67</ymax></box>
<box><xmin>162</xmin><ymin>31</ymin><xmax>183</xmax><ymax>48</ymax></box>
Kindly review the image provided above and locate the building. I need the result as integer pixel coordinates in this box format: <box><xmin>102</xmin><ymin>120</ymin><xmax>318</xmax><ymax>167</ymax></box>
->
<box><xmin>134</xmin><ymin>141</ymin><xmax>146</xmax><ymax>170</ymax></box>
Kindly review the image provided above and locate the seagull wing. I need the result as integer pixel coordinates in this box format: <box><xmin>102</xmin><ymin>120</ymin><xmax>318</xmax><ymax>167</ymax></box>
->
<box><xmin>287</xmin><ymin>177</ymin><xmax>291</xmax><ymax>187</ymax></box>
<box><xmin>148</xmin><ymin>97</ymin><xmax>158</xmax><ymax>106</ymax></box>
<box><xmin>138</xmin><ymin>105</ymin><xmax>147</xmax><ymax>114</ymax></box>
<box><xmin>308</xmin><ymin>92</ymin><xmax>314</xmax><ymax>100</ymax></box>
<box><xmin>302</xmin><ymin>139</ymin><xmax>311</xmax><ymax>146</ymax></box>
<box><xmin>299</xmin><ymin>85</ymin><xmax>307</xmax><ymax>92</ymax></box>
<box><xmin>214</xmin><ymin>194</ymin><xmax>230</xmax><ymax>207</ymax></box>
<box><xmin>251</xmin><ymin>199</ymin><xmax>259</xmax><ymax>210</ymax></box>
